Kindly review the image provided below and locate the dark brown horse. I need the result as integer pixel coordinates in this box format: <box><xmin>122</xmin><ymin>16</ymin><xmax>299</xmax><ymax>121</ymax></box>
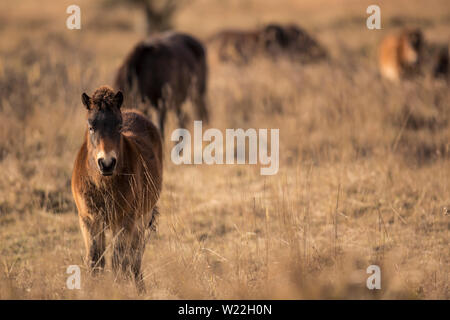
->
<box><xmin>71</xmin><ymin>85</ymin><xmax>162</xmax><ymax>293</ymax></box>
<box><xmin>115</xmin><ymin>31</ymin><xmax>209</xmax><ymax>139</ymax></box>
<box><xmin>207</xmin><ymin>23</ymin><xmax>327</xmax><ymax>64</ymax></box>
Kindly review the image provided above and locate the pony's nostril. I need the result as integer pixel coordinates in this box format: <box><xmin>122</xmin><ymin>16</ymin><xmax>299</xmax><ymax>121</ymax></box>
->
<box><xmin>110</xmin><ymin>158</ymin><xmax>117</xmax><ymax>169</ymax></box>
<box><xmin>98</xmin><ymin>158</ymin><xmax>105</xmax><ymax>170</ymax></box>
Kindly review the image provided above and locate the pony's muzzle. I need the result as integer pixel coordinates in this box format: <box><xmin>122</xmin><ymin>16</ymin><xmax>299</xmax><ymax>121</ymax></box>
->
<box><xmin>98</xmin><ymin>157</ymin><xmax>117</xmax><ymax>176</ymax></box>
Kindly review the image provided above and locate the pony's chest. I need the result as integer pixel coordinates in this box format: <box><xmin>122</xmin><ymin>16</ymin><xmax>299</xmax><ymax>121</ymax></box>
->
<box><xmin>82</xmin><ymin>182</ymin><xmax>135</xmax><ymax>218</ymax></box>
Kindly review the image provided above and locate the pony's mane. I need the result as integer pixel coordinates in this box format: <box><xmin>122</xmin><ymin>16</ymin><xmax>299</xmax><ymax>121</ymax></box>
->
<box><xmin>91</xmin><ymin>85</ymin><xmax>116</xmax><ymax>110</ymax></box>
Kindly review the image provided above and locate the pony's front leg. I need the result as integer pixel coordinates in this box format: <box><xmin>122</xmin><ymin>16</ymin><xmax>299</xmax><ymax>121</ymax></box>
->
<box><xmin>79</xmin><ymin>216</ymin><xmax>106</xmax><ymax>274</ymax></box>
<box><xmin>111</xmin><ymin>225</ymin><xmax>146</xmax><ymax>294</ymax></box>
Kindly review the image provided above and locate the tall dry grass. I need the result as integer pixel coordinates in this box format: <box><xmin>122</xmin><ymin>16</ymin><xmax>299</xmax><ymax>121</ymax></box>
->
<box><xmin>0</xmin><ymin>0</ymin><xmax>448</xmax><ymax>299</ymax></box>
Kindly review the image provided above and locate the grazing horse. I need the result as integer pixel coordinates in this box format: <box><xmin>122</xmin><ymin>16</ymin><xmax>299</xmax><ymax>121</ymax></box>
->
<box><xmin>207</xmin><ymin>23</ymin><xmax>327</xmax><ymax>64</ymax></box>
<box><xmin>115</xmin><ymin>31</ymin><xmax>209</xmax><ymax>139</ymax></box>
<box><xmin>71</xmin><ymin>85</ymin><xmax>162</xmax><ymax>293</ymax></box>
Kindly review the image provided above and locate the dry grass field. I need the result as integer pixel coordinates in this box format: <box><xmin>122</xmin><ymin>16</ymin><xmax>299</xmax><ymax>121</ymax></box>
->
<box><xmin>0</xmin><ymin>0</ymin><xmax>449</xmax><ymax>299</ymax></box>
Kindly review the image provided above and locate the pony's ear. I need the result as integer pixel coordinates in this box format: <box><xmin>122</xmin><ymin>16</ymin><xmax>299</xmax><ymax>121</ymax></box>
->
<box><xmin>114</xmin><ymin>91</ymin><xmax>123</xmax><ymax>109</ymax></box>
<box><xmin>81</xmin><ymin>93</ymin><xmax>91</xmax><ymax>110</ymax></box>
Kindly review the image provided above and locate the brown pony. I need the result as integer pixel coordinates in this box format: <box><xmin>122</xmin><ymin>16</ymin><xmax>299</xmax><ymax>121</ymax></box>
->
<box><xmin>378</xmin><ymin>29</ymin><xmax>423</xmax><ymax>81</ymax></box>
<box><xmin>71</xmin><ymin>85</ymin><xmax>162</xmax><ymax>293</ymax></box>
